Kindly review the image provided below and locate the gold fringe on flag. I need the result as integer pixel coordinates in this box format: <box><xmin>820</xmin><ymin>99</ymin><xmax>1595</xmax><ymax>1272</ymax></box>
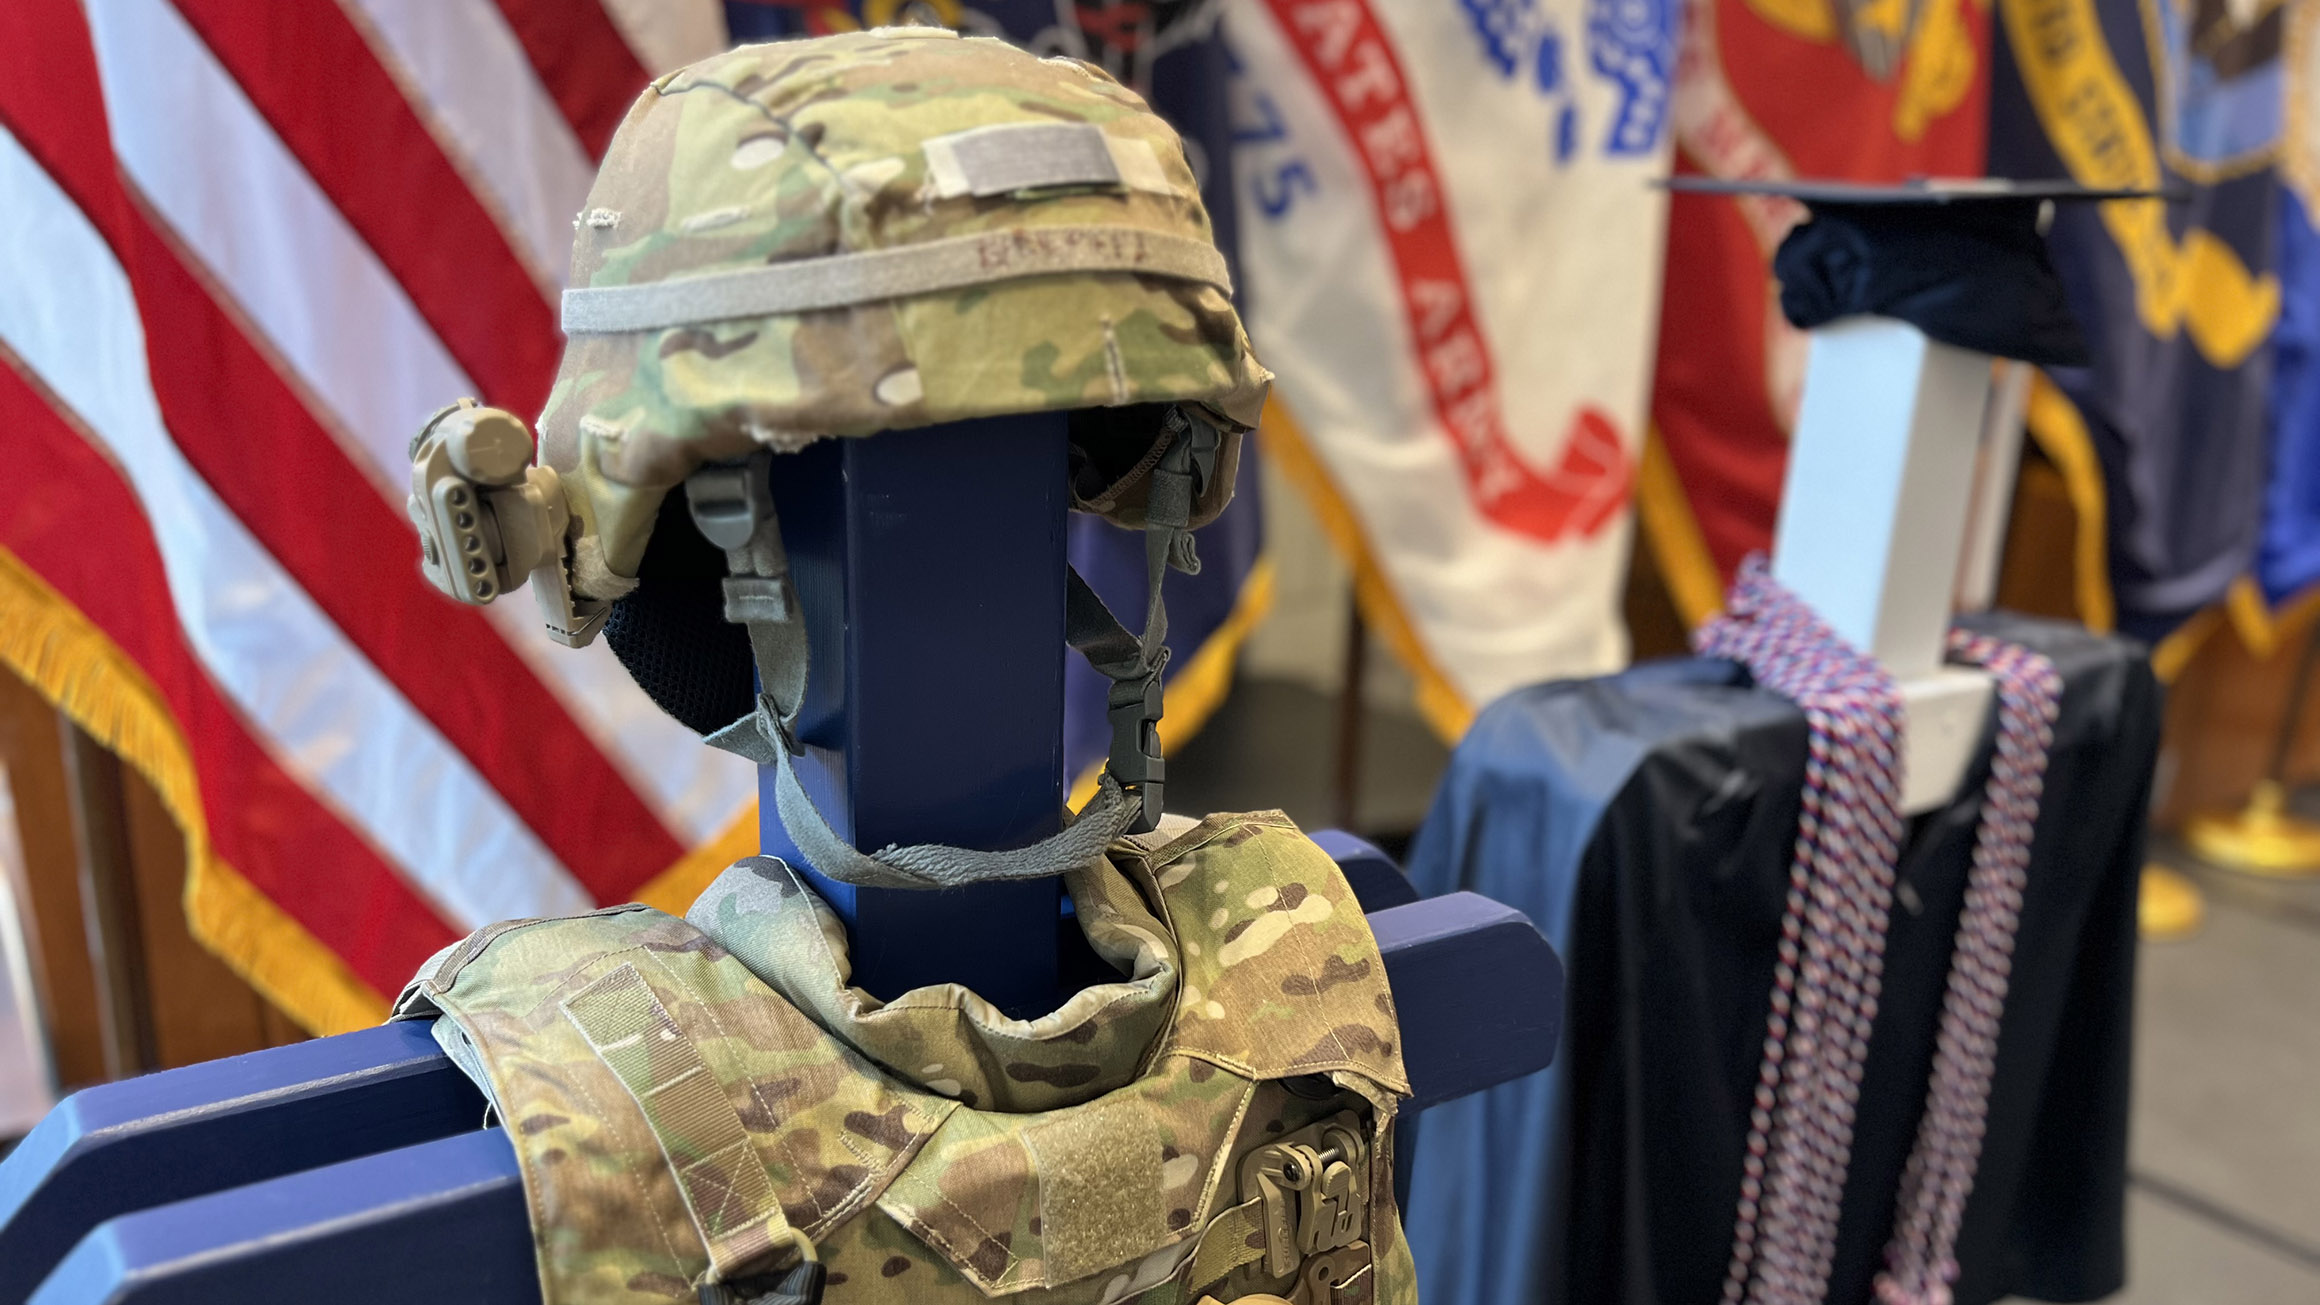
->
<box><xmin>0</xmin><ymin>544</ymin><xmax>388</xmax><ymax>1034</ymax></box>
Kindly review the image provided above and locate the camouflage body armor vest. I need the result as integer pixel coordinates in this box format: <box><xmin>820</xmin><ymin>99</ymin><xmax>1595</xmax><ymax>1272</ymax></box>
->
<box><xmin>395</xmin><ymin>813</ymin><xmax>1415</xmax><ymax>1305</ymax></box>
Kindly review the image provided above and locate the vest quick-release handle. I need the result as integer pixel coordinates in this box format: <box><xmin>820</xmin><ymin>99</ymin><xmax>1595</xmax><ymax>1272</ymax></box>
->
<box><xmin>698</xmin><ymin>1260</ymin><xmax>823</xmax><ymax>1305</ymax></box>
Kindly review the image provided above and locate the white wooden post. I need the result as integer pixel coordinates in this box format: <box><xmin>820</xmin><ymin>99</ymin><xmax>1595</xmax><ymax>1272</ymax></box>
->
<box><xmin>1772</xmin><ymin>318</ymin><xmax>1998</xmax><ymax>814</ymax></box>
<box><xmin>1955</xmin><ymin>360</ymin><xmax>2033</xmax><ymax>613</ymax></box>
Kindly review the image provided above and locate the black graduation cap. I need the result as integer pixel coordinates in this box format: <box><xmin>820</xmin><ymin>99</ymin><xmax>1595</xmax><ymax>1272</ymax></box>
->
<box><xmin>1663</xmin><ymin>177</ymin><xmax>2172</xmax><ymax>367</ymax></box>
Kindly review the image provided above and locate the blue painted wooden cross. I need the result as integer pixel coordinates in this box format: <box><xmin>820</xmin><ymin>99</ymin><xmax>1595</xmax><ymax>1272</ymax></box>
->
<box><xmin>0</xmin><ymin>418</ymin><xmax>1562</xmax><ymax>1304</ymax></box>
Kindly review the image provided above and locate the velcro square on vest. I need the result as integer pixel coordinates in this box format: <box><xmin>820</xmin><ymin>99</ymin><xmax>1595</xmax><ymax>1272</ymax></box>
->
<box><xmin>1023</xmin><ymin>1098</ymin><xmax>1166</xmax><ymax>1283</ymax></box>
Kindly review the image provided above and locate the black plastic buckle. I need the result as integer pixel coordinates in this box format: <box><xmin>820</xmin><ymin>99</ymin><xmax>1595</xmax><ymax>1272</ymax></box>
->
<box><xmin>1108</xmin><ymin>672</ymin><xmax>1166</xmax><ymax>833</ymax></box>
<box><xmin>686</xmin><ymin>456</ymin><xmax>770</xmax><ymax>551</ymax></box>
<box><xmin>1161</xmin><ymin>406</ymin><xmax>1223</xmax><ymax>497</ymax></box>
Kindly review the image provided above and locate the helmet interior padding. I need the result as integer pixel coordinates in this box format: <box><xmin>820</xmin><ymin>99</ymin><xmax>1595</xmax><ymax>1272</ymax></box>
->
<box><xmin>604</xmin><ymin>491</ymin><xmax>755</xmax><ymax>736</ymax></box>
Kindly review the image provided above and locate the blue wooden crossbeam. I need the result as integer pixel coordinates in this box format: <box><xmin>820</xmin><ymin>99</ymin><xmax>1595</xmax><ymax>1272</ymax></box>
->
<box><xmin>1310</xmin><ymin>830</ymin><xmax>1419</xmax><ymax>912</ymax></box>
<box><xmin>8</xmin><ymin>887</ymin><xmax>1558</xmax><ymax>1305</ymax></box>
<box><xmin>30</xmin><ymin>1130</ymin><xmax>536</xmax><ymax>1305</ymax></box>
<box><xmin>0</xmin><ymin>1021</ymin><xmax>482</xmax><ymax>1304</ymax></box>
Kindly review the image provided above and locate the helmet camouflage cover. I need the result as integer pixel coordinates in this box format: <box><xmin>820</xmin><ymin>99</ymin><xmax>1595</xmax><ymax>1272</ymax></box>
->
<box><xmin>402</xmin><ymin>26</ymin><xmax>1263</xmax><ymax>848</ymax></box>
<box><xmin>545</xmin><ymin>26</ymin><xmax>1271</xmax><ymax>586</ymax></box>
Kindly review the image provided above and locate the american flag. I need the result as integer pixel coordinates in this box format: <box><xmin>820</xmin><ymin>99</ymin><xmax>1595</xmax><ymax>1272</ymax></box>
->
<box><xmin>0</xmin><ymin>0</ymin><xmax>756</xmax><ymax>1034</ymax></box>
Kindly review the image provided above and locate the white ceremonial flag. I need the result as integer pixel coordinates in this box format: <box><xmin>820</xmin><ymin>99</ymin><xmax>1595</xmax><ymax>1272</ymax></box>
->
<box><xmin>1226</xmin><ymin>0</ymin><xmax>1676</xmax><ymax>735</ymax></box>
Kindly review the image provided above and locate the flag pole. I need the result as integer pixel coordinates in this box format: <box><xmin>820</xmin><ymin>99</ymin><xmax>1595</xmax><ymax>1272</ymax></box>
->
<box><xmin>55</xmin><ymin>717</ymin><xmax>153</xmax><ymax>1078</ymax></box>
<box><xmin>1333</xmin><ymin>597</ymin><xmax>1368</xmax><ymax>832</ymax></box>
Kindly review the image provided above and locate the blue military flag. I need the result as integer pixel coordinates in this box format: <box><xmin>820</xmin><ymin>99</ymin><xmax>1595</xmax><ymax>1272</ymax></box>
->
<box><xmin>2259</xmin><ymin>23</ymin><xmax>2320</xmax><ymax>610</ymax></box>
<box><xmin>1989</xmin><ymin>0</ymin><xmax>2284</xmax><ymax>644</ymax></box>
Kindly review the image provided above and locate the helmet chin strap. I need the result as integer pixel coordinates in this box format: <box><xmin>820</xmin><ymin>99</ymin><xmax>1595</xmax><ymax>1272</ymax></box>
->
<box><xmin>687</xmin><ymin>409</ymin><xmax>1220</xmax><ymax>889</ymax></box>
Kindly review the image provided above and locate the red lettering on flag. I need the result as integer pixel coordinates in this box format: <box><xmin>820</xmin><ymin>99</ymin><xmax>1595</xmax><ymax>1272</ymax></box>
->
<box><xmin>1262</xmin><ymin>0</ymin><xmax>1631</xmax><ymax>542</ymax></box>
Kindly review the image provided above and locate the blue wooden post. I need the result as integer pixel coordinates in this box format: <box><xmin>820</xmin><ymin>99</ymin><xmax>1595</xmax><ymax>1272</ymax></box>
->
<box><xmin>758</xmin><ymin>415</ymin><xmax>1072</xmax><ymax>1017</ymax></box>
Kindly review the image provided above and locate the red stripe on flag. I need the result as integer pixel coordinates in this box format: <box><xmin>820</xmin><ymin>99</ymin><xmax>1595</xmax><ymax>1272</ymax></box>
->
<box><xmin>128</xmin><ymin>213</ymin><xmax>691</xmax><ymax>903</ymax></box>
<box><xmin>489</xmin><ymin>0</ymin><xmax>652</xmax><ymax>159</ymax></box>
<box><xmin>0</xmin><ymin>2</ymin><xmax>131</xmax><ymax>252</ymax></box>
<box><xmin>1257</xmin><ymin>0</ymin><xmax>1631</xmax><ymax>543</ymax></box>
<box><xmin>0</xmin><ymin>0</ymin><xmax>689</xmax><ymax>906</ymax></box>
<box><xmin>2</xmin><ymin>358</ymin><xmax>459</xmax><ymax>996</ymax></box>
<box><xmin>169</xmin><ymin>0</ymin><xmax>560</xmax><ymax>418</ymax></box>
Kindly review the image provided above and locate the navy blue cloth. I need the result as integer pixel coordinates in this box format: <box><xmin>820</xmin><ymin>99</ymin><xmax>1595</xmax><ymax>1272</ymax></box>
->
<box><xmin>1403</xmin><ymin>613</ymin><xmax>2151</xmax><ymax>1305</ymax></box>
<box><xmin>2261</xmin><ymin>186</ymin><xmax>2320</xmax><ymax>604</ymax></box>
<box><xmin>1775</xmin><ymin>199</ymin><xmax>2089</xmax><ymax>366</ymax></box>
<box><xmin>1400</xmin><ymin>657</ymin><xmax>1752</xmax><ymax>1305</ymax></box>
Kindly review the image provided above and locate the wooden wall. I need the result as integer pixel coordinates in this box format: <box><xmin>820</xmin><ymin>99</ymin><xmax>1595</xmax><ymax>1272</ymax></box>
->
<box><xmin>0</xmin><ymin>667</ymin><xmax>299</xmax><ymax>1093</ymax></box>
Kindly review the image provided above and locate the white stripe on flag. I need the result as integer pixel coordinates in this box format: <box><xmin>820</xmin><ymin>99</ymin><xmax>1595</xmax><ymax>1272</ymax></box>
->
<box><xmin>0</xmin><ymin>122</ymin><xmax>593</xmax><ymax>930</ymax></box>
<box><xmin>87</xmin><ymin>0</ymin><xmax>757</xmax><ymax>840</ymax></box>
<box><xmin>337</xmin><ymin>0</ymin><xmax>599</xmax><ymax>292</ymax></box>
<box><xmin>600</xmin><ymin>0</ymin><xmax>729</xmax><ymax>73</ymax></box>
<box><xmin>88</xmin><ymin>0</ymin><xmax>465</xmax><ymax>494</ymax></box>
<box><xmin>1224</xmin><ymin>0</ymin><xmax>1646</xmax><ymax>701</ymax></box>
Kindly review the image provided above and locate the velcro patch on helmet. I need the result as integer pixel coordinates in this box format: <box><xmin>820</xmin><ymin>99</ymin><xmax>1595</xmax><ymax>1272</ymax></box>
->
<box><xmin>921</xmin><ymin>122</ymin><xmax>1172</xmax><ymax>200</ymax></box>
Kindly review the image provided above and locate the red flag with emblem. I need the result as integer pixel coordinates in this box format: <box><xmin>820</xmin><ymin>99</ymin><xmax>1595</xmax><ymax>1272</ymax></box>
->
<box><xmin>1638</xmin><ymin>0</ymin><xmax>1990</xmax><ymax>624</ymax></box>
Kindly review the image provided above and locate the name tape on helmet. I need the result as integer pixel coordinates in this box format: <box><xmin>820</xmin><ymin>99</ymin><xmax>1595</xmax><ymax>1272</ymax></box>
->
<box><xmin>921</xmin><ymin>122</ymin><xmax>1173</xmax><ymax>199</ymax></box>
<box><xmin>561</xmin><ymin>226</ymin><xmax>1232</xmax><ymax>335</ymax></box>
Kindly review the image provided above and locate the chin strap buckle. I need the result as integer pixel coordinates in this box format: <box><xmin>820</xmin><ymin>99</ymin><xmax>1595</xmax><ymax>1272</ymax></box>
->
<box><xmin>684</xmin><ymin>459</ymin><xmax>769</xmax><ymax>552</ymax></box>
<box><xmin>1108</xmin><ymin>670</ymin><xmax>1166</xmax><ymax>834</ymax></box>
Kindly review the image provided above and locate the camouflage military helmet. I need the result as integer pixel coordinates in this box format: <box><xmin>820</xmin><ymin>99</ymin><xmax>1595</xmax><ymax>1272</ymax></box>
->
<box><xmin>544</xmin><ymin>25</ymin><xmax>1270</xmax><ymax>585</ymax></box>
<box><xmin>407</xmin><ymin>27</ymin><xmax>1261</xmax><ymax>864</ymax></box>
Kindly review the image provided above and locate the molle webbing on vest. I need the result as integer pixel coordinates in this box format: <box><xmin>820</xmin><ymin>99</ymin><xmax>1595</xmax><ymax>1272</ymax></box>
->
<box><xmin>870</xmin><ymin>1061</ymin><xmax>1259</xmax><ymax>1294</ymax></box>
<box><xmin>1184</xmin><ymin>1197</ymin><xmax>1268</xmax><ymax>1288</ymax></box>
<box><xmin>564</xmin><ymin>963</ymin><xmax>792</xmax><ymax>1283</ymax></box>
